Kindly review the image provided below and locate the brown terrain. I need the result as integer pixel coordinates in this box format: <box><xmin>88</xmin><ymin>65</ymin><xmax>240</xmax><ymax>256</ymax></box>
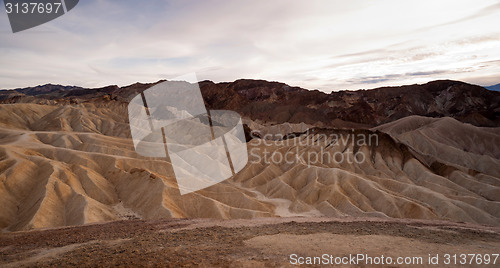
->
<box><xmin>0</xmin><ymin>79</ymin><xmax>499</xmax><ymax>266</ymax></box>
<box><xmin>1</xmin><ymin>217</ymin><xmax>499</xmax><ymax>267</ymax></box>
<box><xmin>2</xmin><ymin>79</ymin><xmax>499</xmax><ymax>127</ymax></box>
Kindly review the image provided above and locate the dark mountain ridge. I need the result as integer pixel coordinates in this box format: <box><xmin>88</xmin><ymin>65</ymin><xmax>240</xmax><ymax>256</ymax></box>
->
<box><xmin>1</xmin><ymin>79</ymin><xmax>499</xmax><ymax>127</ymax></box>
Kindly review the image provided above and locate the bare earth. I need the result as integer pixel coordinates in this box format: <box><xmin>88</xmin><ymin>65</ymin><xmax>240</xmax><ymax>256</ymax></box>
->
<box><xmin>1</xmin><ymin>217</ymin><xmax>499</xmax><ymax>267</ymax></box>
<box><xmin>1</xmin><ymin>104</ymin><xmax>500</xmax><ymax>232</ymax></box>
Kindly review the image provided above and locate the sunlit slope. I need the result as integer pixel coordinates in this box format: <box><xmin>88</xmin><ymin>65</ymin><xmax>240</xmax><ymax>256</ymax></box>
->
<box><xmin>0</xmin><ymin>104</ymin><xmax>499</xmax><ymax>231</ymax></box>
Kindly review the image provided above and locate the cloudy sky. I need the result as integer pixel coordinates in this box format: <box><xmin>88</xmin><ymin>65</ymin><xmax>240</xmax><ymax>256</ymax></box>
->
<box><xmin>1</xmin><ymin>0</ymin><xmax>500</xmax><ymax>91</ymax></box>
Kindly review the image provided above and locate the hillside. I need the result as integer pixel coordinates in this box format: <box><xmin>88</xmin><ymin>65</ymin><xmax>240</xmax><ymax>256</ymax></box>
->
<box><xmin>2</xmin><ymin>79</ymin><xmax>500</xmax><ymax>127</ymax></box>
<box><xmin>0</xmin><ymin>100</ymin><xmax>499</xmax><ymax>231</ymax></box>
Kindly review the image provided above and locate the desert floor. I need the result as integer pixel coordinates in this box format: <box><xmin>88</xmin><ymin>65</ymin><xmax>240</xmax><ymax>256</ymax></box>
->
<box><xmin>1</xmin><ymin>217</ymin><xmax>499</xmax><ymax>267</ymax></box>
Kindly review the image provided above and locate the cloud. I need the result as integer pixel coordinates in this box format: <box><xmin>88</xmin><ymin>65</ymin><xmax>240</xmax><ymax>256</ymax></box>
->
<box><xmin>0</xmin><ymin>0</ymin><xmax>499</xmax><ymax>91</ymax></box>
<box><xmin>428</xmin><ymin>2</ymin><xmax>500</xmax><ymax>29</ymax></box>
<box><xmin>347</xmin><ymin>73</ymin><xmax>422</xmax><ymax>85</ymax></box>
<box><xmin>406</xmin><ymin>71</ymin><xmax>448</xmax><ymax>76</ymax></box>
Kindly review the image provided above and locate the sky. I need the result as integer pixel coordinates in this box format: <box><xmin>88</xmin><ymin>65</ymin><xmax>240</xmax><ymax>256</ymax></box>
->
<box><xmin>1</xmin><ymin>0</ymin><xmax>500</xmax><ymax>92</ymax></box>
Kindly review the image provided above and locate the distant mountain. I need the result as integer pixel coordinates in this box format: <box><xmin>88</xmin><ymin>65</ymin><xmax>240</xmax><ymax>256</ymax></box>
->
<box><xmin>486</xmin><ymin>83</ymin><xmax>500</xmax><ymax>91</ymax></box>
<box><xmin>203</xmin><ymin>79</ymin><xmax>500</xmax><ymax>127</ymax></box>
<box><xmin>1</xmin><ymin>79</ymin><xmax>499</xmax><ymax>127</ymax></box>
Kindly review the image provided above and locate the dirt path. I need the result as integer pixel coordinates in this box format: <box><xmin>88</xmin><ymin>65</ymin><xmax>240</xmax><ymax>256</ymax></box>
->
<box><xmin>1</xmin><ymin>217</ymin><xmax>499</xmax><ymax>267</ymax></box>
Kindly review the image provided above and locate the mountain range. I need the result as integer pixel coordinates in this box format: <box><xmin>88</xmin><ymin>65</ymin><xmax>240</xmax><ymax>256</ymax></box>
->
<box><xmin>2</xmin><ymin>79</ymin><xmax>499</xmax><ymax>128</ymax></box>
<box><xmin>0</xmin><ymin>79</ymin><xmax>499</xmax><ymax>232</ymax></box>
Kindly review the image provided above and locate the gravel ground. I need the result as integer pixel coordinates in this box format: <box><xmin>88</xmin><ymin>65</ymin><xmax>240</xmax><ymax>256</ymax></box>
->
<box><xmin>1</xmin><ymin>217</ymin><xmax>499</xmax><ymax>267</ymax></box>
